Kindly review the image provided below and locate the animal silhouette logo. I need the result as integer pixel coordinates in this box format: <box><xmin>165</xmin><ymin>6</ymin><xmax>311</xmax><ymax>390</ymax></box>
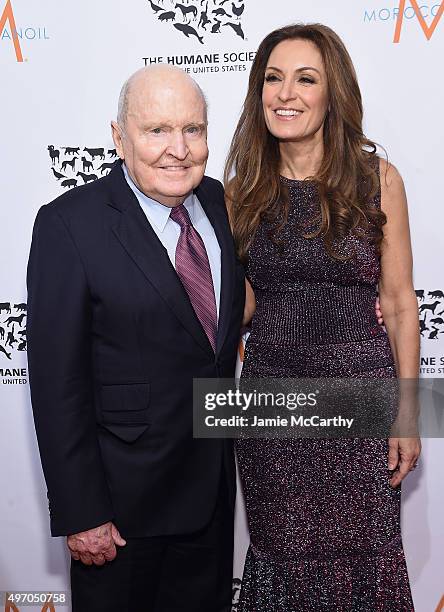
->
<box><xmin>47</xmin><ymin>145</ymin><xmax>118</xmax><ymax>191</ymax></box>
<box><xmin>416</xmin><ymin>289</ymin><xmax>444</xmax><ymax>340</ymax></box>
<box><xmin>147</xmin><ymin>0</ymin><xmax>246</xmax><ymax>43</ymax></box>
<box><xmin>0</xmin><ymin>301</ymin><xmax>27</xmax><ymax>359</ymax></box>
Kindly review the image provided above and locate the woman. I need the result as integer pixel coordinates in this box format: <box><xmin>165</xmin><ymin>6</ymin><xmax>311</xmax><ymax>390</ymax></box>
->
<box><xmin>226</xmin><ymin>24</ymin><xmax>420</xmax><ymax>610</ymax></box>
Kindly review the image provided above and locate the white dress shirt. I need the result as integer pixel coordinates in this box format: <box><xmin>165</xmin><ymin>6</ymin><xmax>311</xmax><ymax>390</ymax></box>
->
<box><xmin>122</xmin><ymin>164</ymin><xmax>221</xmax><ymax>320</ymax></box>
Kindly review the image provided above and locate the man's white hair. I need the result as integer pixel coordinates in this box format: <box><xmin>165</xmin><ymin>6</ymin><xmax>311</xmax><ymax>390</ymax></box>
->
<box><xmin>116</xmin><ymin>65</ymin><xmax>208</xmax><ymax>129</ymax></box>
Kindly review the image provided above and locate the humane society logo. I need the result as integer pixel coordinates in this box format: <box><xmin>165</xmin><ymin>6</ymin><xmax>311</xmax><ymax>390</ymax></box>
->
<box><xmin>0</xmin><ymin>0</ymin><xmax>49</xmax><ymax>62</ymax></box>
<box><xmin>416</xmin><ymin>289</ymin><xmax>444</xmax><ymax>340</ymax></box>
<box><xmin>0</xmin><ymin>300</ymin><xmax>27</xmax><ymax>385</ymax></box>
<box><xmin>147</xmin><ymin>0</ymin><xmax>246</xmax><ymax>44</ymax></box>
<box><xmin>416</xmin><ymin>289</ymin><xmax>444</xmax><ymax>376</ymax></box>
<box><xmin>47</xmin><ymin>145</ymin><xmax>118</xmax><ymax>191</ymax></box>
<box><xmin>363</xmin><ymin>0</ymin><xmax>443</xmax><ymax>41</ymax></box>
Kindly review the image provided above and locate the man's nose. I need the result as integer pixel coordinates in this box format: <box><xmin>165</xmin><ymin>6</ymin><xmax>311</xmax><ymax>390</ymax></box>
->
<box><xmin>166</xmin><ymin>131</ymin><xmax>189</xmax><ymax>160</ymax></box>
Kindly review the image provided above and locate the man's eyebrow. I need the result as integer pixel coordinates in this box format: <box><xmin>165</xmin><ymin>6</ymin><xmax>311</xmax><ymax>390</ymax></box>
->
<box><xmin>265</xmin><ymin>65</ymin><xmax>321</xmax><ymax>75</ymax></box>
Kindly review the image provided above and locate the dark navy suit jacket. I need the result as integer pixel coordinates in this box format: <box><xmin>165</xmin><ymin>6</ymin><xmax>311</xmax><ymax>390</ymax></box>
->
<box><xmin>27</xmin><ymin>162</ymin><xmax>245</xmax><ymax>537</ymax></box>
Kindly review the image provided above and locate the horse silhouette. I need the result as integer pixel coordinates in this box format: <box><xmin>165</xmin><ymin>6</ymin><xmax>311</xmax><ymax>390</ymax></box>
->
<box><xmin>419</xmin><ymin>301</ymin><xmax>440</xmax><ymax>314</ymax></box>
<box><xmin>175</xmin><ymin>3</ymin><xmax>198</xmax><ymax>21</ymax></box>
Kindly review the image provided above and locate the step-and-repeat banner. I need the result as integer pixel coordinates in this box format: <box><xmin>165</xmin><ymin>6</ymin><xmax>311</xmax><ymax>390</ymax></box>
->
<box><xmin>1</xmin><ymin>1</ymin><xmax>443</xmax><ymax>610</ymax></box>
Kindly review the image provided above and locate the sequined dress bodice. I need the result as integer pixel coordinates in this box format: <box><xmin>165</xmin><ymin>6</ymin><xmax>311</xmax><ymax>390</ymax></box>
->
<box><xmin>243</xmin><ymin>176</ymin><xmax>394</xmax><ymax>377</ymax></box>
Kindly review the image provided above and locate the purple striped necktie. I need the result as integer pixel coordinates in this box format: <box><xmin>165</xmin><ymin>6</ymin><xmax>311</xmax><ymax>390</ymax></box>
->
<box><xmin>170</xmin><ymin>203</ymin><xmax>217</xmax><ymax>352</ymax></box>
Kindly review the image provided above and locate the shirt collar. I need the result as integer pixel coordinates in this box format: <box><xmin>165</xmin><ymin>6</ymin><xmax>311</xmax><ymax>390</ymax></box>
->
<box><xmin>122</xmin><ymin>163</ymin><xmax>195</xmax><ymax>233</ymax></box>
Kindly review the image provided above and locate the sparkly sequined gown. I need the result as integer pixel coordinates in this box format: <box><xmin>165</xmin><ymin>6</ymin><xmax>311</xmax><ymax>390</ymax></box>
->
<box><xmin>235</xmin><ymin>171</ymin><xmax>414</xmax><ymax>611</ymax></box>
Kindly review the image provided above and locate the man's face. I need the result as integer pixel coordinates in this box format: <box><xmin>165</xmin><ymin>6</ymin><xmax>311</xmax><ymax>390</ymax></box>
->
<box><xmin>112</xmin><ymin>73</ymin><xmax>208</xmax><ymax>207</ymax></box>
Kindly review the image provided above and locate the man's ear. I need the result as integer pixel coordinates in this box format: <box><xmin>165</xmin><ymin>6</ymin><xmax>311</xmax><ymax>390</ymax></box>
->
<box><xmin>111</xmin><ymin>121</ymin><xmax>125</xmax><ymax>159</ymax></box>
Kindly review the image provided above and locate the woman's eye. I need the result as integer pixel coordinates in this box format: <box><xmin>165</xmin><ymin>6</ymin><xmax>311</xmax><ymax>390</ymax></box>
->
<box><xmin>186</xmin><ymin>126</ymin><xmax>200</xmax><ymax>134</ymax></box>
<box><xmin>265</xmin><ymin>74</ymin><xmax>280</xmax><ymax>82</ymax></box>
<box><xmin>300</xmin><ymin>76</ymin><xmax>315</xmax><ymax>84</ymax></box>
<box><xmin>151</xmin><ymin>128</ymin><xmax>163</xmax><ymax>134</ymax></box>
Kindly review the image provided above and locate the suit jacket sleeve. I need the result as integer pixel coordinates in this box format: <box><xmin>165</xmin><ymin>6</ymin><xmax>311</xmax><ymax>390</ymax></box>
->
<box><xmin>27</xmin><ymin>204</ymin><xmax>113</xmax><ymax>536</ymax></box>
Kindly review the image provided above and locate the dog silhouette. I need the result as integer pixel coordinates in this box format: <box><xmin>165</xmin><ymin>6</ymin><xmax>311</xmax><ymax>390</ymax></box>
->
<box><xmin>428</xmin><ymin>290</ymin><xmax>444</xmax><ymax>299</ymax></box>
<box><xmin>0</xmin><ymin>326</ymin><xmax>4</xmax><ymax>340</ymax></box>
<box><xmin>77</xmin><ymin>171</ymin><xmax>98</xmax><ymax>184</ymax></box>
<box><xmin>83</xmin><ymin>147</ymin><xmax>105</xmax><ymax>160</ymax></box>
<box><xmin>98</xmin><ymin>162</ymin><xmax>115</xmax><ymax>175</ymax></box>
<box><xmin>415</xmin><ymin>289</ymin><xmax>425</xmax><ymax>301</ymax></box>
<box><xmin>64</xmin><ymin>147</ymin><xmax>80</xmax><ymax>155</ymax></box>
<box><xmin>4</xmin><ymin>314</ymin><xmax>26</xmax><ymax>327</ymax></box>
<box><xmin>61</xmin><ymin>158</ymin><xmax>77</xmax><ymax>172</ymax></box>
<box><xmin>81</xmin><ymin>156</ymin><xmax>94</xmax><ymax>172</ymax></box>
<box><xmin>61</xmin><ymin>178</ymin><xmax>77</xmax><ymax>189</ymax></box>
<box><xmin>17</xmin><ymin>338</ymin><xmax>27</xmax><ymax>351</ymax></box>
<box><xmin>0</xmin><ymin>303</ymin><xmax>11</xmax><ymax>314</ymax></box>
<box><xmin>47</xmin><ymin>145</ymin><xmax>60</xmax><ymax>165</ymax></box>
<box><xmin>108</xmin><ymin>149</ymin><xmax>118</xmax><ymax>158</ymax></box>
<box><xmin>14</xmin><ymin>303</ymin><xmax>27</xmax><ymax>312</ymax></box>
<box><xmin>419</xmin><ymin>301</ymin><xmax>440</xmax><ymax>314</ymax></box>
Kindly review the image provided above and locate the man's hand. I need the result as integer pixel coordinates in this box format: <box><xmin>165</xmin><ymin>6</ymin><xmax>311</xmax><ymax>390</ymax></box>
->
<box><xmin>67</xmin><ymin>521</ymin><xmax>126</xmax><ymax>566</ymax></box>
<box><xmin>387</xmin><ymin>437</ymin><xmax>421</xmax><ymax>488</ymax></box>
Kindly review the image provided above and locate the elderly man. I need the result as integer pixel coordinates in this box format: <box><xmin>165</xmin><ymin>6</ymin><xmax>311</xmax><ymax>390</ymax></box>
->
<box><xmin>27</xmin><ymin>66</ymin><xmax>245</xmax><ymax>612</ymax></box>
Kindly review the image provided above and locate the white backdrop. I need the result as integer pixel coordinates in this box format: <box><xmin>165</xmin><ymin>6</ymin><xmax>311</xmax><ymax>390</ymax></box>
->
<box><xmin>1</xmin><ymin>0</ymin><xmax>443</xmax><ymax>610</ymax></box>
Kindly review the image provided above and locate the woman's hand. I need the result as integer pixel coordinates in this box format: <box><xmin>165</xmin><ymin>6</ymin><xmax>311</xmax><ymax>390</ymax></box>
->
<box><xmin>243</xmin><ymin>279</ymin><xmax>256</xmax><ymax>326</ymax></box>
<box><xmin>388</xmin><ymin>436</ymin><xmax>421</xmax><ymax>487</ymax></box>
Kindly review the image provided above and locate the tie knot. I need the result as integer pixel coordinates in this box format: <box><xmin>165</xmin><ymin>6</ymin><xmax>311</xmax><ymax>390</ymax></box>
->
<box><xmin>170</xmin><ymin>203</ymin><xmax>192</xmax><ymax>228</ymax></box>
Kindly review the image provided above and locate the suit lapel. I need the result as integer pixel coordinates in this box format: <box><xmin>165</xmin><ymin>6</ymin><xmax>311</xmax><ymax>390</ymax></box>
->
<box><xmin>105</xmin><ymin>163</ymin><xmax>214</xmax><ymax>357</ymax></box>
<box><xmin>195</xmin><ymin>181</ymin><xmax>235</xmax><ymax>356</ymax></box>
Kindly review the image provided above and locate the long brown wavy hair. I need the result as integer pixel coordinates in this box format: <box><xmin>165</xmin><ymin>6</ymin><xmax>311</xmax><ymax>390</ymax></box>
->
<box><xmin>224</xmin><ymin>23</ymin><xmax>387</xmax><ymax>262</ymax></box>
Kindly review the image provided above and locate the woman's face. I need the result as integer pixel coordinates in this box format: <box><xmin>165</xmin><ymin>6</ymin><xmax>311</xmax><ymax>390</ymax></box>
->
<box><xmin>262</xmin><ymin>38</ymin><xmax>329</xmax><ymax>143</ymax></box>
